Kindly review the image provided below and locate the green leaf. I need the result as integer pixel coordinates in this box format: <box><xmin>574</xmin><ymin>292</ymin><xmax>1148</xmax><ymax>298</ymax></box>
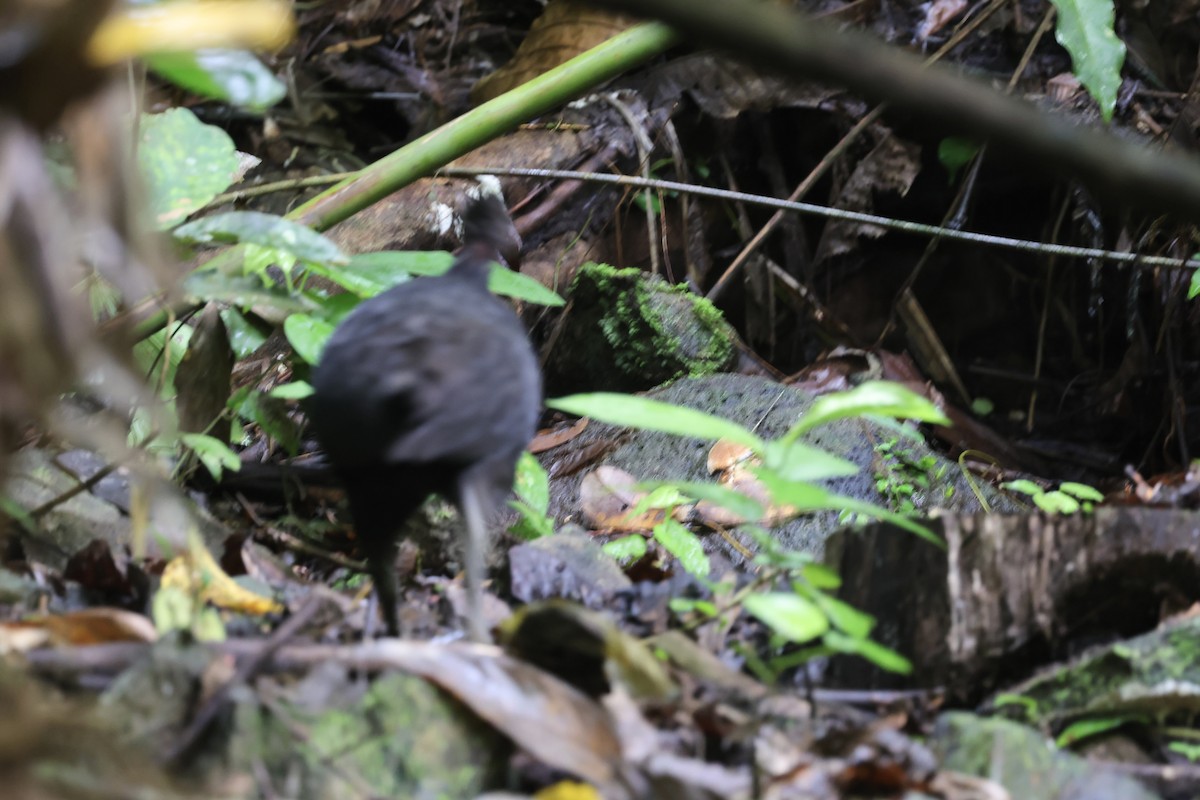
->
<box><xmin>814</xmin><ymin>594</ymin><xmax>875</xmax><ymax>639</ymax></box>
<box><xmin>1002</xmin><ymin>479</ymin><xmax>1045</xmax><ymax>497</ymax></box>
<box><xmin>1058</xmin><ymin>481</ymin><xmax>1104</xmax><ymax>502</ymax></box>
<box><xmin>751</xmin><ymin>471</ymin><xmax>834</xmax><ymax>510</ymax></box>
<box><xmin>343</xmin><ymin>251</ymin><xmax>564</xmax><ymax>305</ymax></box>
<box><xmin>507</xmin><ymin>501</ymin><xmax>555</xmax><ymax>539</ymax></box>
<box><xmin>1168</xmin><ymin>741</ymin><xmax>1200</xmax><ymax>762</ymax></box>
<box><xmin>181</xmin><ymin>432</ymin><xmax>241</xmax><ymax>481</ymax></box>
<box><xmin>971</xmin><ymin>397</ymin><xmax>995</xmax><ymax>416</ymax></box>
<box><xmin>937</xmin><ymin>137</ymin><xmax>980</xmax><ymax>182</ymax></box>
<box><xmin>653</xmin><ymin>518</ymin><xmax>710</xmax><ymax>577</ymax></box>
<box><xmin>269</xmin><ymin>381</ymin><xmax>314</xmax><ymax>400</ymax></box>
<box><xmin>512</xmin><ymin>452</ymin><xmax>550</xmax><ymax>516</ymax></box>
<box><xmin>743</xmin><ymin>592</ymin><xmax>829</xmax><ymax>642</ymax></box>
<box><xmin>219</xmin><ymin>308</ymin><xmax>268</xmax><ymax>359</ymax></box>
<box><xmin>1034</xmin><ymin>490</ymin><xmax>1080</xmax><ymax>515</ymax></box>
<box><xmin>799</xmin><ymin>563</ymin><xmax>841</xmax><ymax>590</ymax></box>
<box><xmin>547</xmin><ymin>393</ymin><xmax>764</xmax><ymax>451</ymax></box>
<box><xmin>836</xmin><ymin>495</ymin><xmax>943</xmax><ymax>545</ymax></box>
<box><xmin>762</xmin><ymin>440</ymin><xmax>860</xmax><ymax>482</ymax></box>
<box><xmin>184</xmin><ymin>271</ymin><xmax>318</xmax><ymax>315</ymax></box>
<box><xmin>632</xmin><ymin>486</ymin><xmax>691</xmax><ymax>517</ymax></box>
<box><xmin>284</xmin><ymin>313</ymin><xmax>335</xmax><ymax>365</ymax></box>
<box><xmin>669</xmin><ymin>597</ymin><xmax>717</xmax><ymax>617</ymax></box>
<box><xmin>786</xmin><ymin>381</ymin><xmax>950</xmax><ymax>440</ymax></box>
<box><xmin>138</xmin><ymin>108</ymin><xmax>240</xmax><ymax>229</ymax></box>
<box><xmin>1056</xmin><ymin>714</ymin><xmax>1139</xmax><ymax>747</ymax></box>
<box><xmin>175</xmin><ymin>212</ymin><xmax>347</xmax><ymax>267</ymax></box>
<box><xmin>651</xmin><ymin>480</ymin><xmax>764</xmax><ymax>522</ymax></box>
<box><xmin>603</xmin><ymin>535</ymin><xmax>648</xmax><ymax>563</ymax></box>
<box><xmin>993</xmin><ymin>693</ymin><xmax>1039</xmax><ymax>715</ymax></box>
<box><xmin>823</xmin><ymin>630</ymin><xmax>912</xmax><ymax>674</ymax></box>
<box><xmin>134</xmin><ymin>322</ymin><xmax>193</xmax><ymax>399</ymax></box>
<box><xmin>145</xmin><ymin>50</ymin><xmax>286</xmax><ymax>111</ymax></box>
<box><xmin>1189</xmin><ymin>265</ymin><xmax>1200</xmax><ymax>300</ymax></box>
<box><xmin>488</xmin><ymin>265</ymin><xmax>565</xmax><ymax>306</ymax></box>
<box><xmin>1050</xmin><ymin>0</ymin><xmax>1126</xmax><ymax>122</ymax></box>
<box><xmin>348</xmin><ymin>251</ymin><xmax>454</xmax><ymax>289</ymax></box>
<box><xmin>759</xmin><ymin>470</ymin><xmax>944</xmax><ymax>546</ymax></box>
<box><xmin>230</xmin><ymin>390</ymin><xmax>299</xmax><ymax>455</ymax></box>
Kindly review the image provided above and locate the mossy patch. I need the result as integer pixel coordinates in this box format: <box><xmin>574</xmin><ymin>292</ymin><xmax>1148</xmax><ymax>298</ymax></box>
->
<box><xmin>546</xmin><ymin>263</ymin><xmax>737</xmax><ymax>393</ymax></box>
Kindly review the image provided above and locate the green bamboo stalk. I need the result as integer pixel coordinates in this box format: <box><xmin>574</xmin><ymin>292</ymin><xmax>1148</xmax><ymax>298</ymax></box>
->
<box><xmin>292</xmin><ymin>22</ymin><xmax>680</xmax><ymax>231</ymax></box>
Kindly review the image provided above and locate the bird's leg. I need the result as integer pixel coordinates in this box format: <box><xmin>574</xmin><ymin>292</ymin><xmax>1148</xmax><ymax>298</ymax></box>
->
<box><xmin>456</xmin><ymin>476</ymin><xmax>491</xmax><ymax>643</ymax></box>
<box><xmin>362</xmin><ymin>532</ymin><xmax>401</xmax><ymax>637</ymax></box>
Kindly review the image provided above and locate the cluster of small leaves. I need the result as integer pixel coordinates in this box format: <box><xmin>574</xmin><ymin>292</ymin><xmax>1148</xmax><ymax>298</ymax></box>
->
<box><xmin>871</xmin><ymin>437</ymin><xmax>953</xmax><ymax>515</ymax></box>
<box><xmin>1001</xmin><ymin>479</ymin><xmax>1103</xmax><ymax>514</ymax></box>
<box><xmin>547</xmin><ymin>381</ymin><xmax>952</xmax><ymax>675</ymax></box>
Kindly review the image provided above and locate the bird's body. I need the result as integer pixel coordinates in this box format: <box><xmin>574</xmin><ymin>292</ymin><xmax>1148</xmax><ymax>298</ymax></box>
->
<box><xmin>307</xmin><ymin>197</ymin><xmax>541</xmax><ymax>640</ymax></box>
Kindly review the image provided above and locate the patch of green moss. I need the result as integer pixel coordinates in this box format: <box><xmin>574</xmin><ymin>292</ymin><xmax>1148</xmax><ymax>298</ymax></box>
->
<box><xmin>580</xmin><ymin>262</ymin><xmax>735</xmax><ymax>383</ymax></box>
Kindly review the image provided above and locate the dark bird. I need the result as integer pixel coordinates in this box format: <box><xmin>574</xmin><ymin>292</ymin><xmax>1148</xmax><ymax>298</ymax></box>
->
<box><xmin>307</xmin><ymin>196</ymin><xmax>541</xmax><ymax>641</ymax></box>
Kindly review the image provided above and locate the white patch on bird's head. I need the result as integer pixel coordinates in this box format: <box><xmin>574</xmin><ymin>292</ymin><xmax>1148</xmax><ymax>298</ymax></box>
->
<box><xmin>473</xmin><ymin>175</ymin><xmax>503</xmax><ymax>199</ymax></box>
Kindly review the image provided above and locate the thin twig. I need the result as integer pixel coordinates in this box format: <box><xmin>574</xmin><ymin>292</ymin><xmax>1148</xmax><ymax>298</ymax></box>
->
<box><xmin>438</xmin><ymin>166</ymin><xmax>1200</xmax><ymax>271</ymax></box>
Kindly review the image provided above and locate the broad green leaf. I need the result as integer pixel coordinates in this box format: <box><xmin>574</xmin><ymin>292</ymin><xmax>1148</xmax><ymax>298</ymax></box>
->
<box><xmin>1168</xmin><ymin>742</ymin><xmax>1200</xmax><ymax>762</ymax></box>
<box><xmin>1058</xmin><ymin>481</ymin><xmax>1104</xmax><ymax>502</ymax></box>
<box><xmin>752</xmin><ymin>470</ymin><xmax>834</xmax><ymax>510</ymax></box>
<box><xmin>181</xmin><ymin>432</ymin><xmax>241</xmax><ymax>481</ymax></box>
<box><xmin>1033</xmin><ymin>490</ymin><xmax>1080</xmax><ymax>515</ymax></box>
<box><xmin>823</xmin><ymin>631</ymin><xmax>912</xmax><ymax>674</ymax></box>
<box><xmin>512</xmin><ymin>452</ymin><xmax>550</xmax><ymax>516</ymax></box>
<box><xmin>344</xmin><ymin>251</ymin><xmax>564</xmax><ymax>305</ymax></box>
<box><xmin>653</xmin><ymin>518</ymin><xmax>710</xmax><ymax>577</ymax></box>
<box><xmin>1050</xmin><ymin>0</ymin><xmax>1125</xmax><ymax>122</ymax></box>
<box><xmin>1001</xmin><ymin>479</ymin><xmax>1044</xmax><ymax>497</ymax></box>
<box><xmin>744</xmin><ymin>592</ymin><xmax>829</xmax><ymax>642</ymax></box>
<box><xmin>631</xmin><ymin>485</ymin><xmax>690</xmax><ymax>517</ymax></box>
<box><xmin>219</xmin><ymin>308</ymin><xmax>268</xmax><ymax>359</ymax></box>
<box><xmin>548</xmin><ymin>393</ymin><xmax>764</xmax><ymax>451</ymax></box>
<box><xmin>184</xmin><ymin>271</ymin><xmax>317</xmax><ymax>315</ymax></box>
<box><xmin>348</xmin><ymin>251</ymin><xmax>453</xmax><ymax>291</ymax></box>
<box><xmin>139</xmin><ymin>108</ymin><xmax>240</xmax><ymax>228</ymax></box>
<box><xmin>787</xmin><ymin>381</ymin><xmax>950</xmax><ymax>440</ymax></box>
<box><xmin>507</xmin><ymin>501</ymin><xmax>555</xmax><ymax>539</ymax></box>
<box><xmin>1189</xmin><ymin>265</ymin><xmax>1200</xmax><ymax>300</ymax></box>
<box><xmin>284</xmin><ymin>313</ymin><xmax>335</xmax><ymax>365</ymax></box>
<box><xmin>269</xmin><ymin>381</ymin><xmax>314</xmax><ymax>400</ymax></box>
<box><xmin>146</xmin><ymin>50</ymin><xmax>286</xmax><ymax>110</ymax></box>
<box><xmin>814</xmin><ymin>594</ymin><xmax>875</xmax><ymax>639</ymax></box>
<box><xmin>800</xmin><ymin>563</ymin><xmax>841</xmax><ymax>590</ymax></box>
<box><xmin>758</xmin><ymin>470</ymin><xmax>943</xmax><ymax>546</ymax></box>
<box><xmin>488</xmin><ymin>266</ymin><xmax>565</xmax><ymax>306</ymax></box>
<box><xmin>1056</xmin><ymin>714</ymin><xmax>1140</xmax><ymax>747</ymax></box>
<box><xmin>651</xmin><ymin>480</ymin><xmax>764</xmax><ymax>522</ymax></box>
<box><xmin>175</xmin><ymin>212</ymin><xmax>347</xmax><ymax>267</ymax></box>
<box><xmin>763</xmin><ymin>440</ymin><xmax>860</xmax><ymax>482</ymax></box>
<box><xmin>603</xmin><ymin>535</ymin><xmax>648</xmax><ymax>563</ymax></box>
<box><xmin>304</xmin><ymin>258</ymin><xmax>393</xmax><ymax>298</ymax></box>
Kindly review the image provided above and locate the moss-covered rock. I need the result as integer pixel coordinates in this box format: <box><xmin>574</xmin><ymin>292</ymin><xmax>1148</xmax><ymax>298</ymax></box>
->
<box><xmin>547</xmin><ymin>263</ymin><xmax>737</xmax><ymax>394</ymax></box>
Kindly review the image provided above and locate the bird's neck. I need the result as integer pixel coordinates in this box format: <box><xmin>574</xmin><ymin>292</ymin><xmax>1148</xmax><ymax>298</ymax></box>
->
<box><xmin>447</xmin><ymin>242</ymin><xmax>498</xmax><ymax>286</ymax></box>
